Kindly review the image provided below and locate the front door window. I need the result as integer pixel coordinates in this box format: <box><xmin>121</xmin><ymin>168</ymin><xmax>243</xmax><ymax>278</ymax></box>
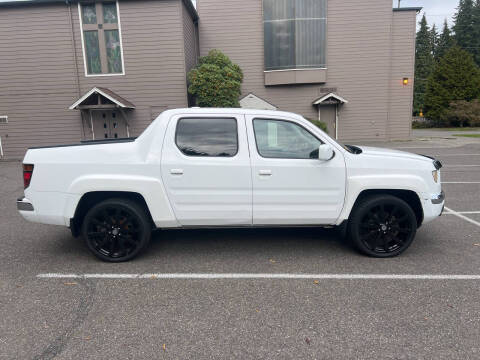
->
<box><xmin>253</xmin><ymin>118</ymin><xmax>322</xmax><ymax>159</ymax></box>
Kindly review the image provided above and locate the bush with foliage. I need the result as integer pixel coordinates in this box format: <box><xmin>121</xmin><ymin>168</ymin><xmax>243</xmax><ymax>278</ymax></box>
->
<box><xmin>443</xmin><ymin>99</ymin><xmax>480</xmax><ymax>127</ymax></box>
<box><xmin>424</xmin><ymin>46</ymin><xmax>480</xmax><ymax>126</ymax></box>
<box><xmin>412</xmin><ymin>120</ymin><xmax>434</xmax><ymax>129</ymax></box>
<box><xmin>187</xmin><ymin>49</ymin><xmax>243</xmax><ymax>107</ymax></box>
<box><xmin>305</xmin><ymin>118</ymin><xmax>328</xmax><ymax>134</ymax></box>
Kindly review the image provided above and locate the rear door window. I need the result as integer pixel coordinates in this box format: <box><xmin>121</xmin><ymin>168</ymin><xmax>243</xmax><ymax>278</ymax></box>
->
<box><xmin>175</xmin><ymin>117</ymin><xmax>238</xmax><ymax>157</ymax></box>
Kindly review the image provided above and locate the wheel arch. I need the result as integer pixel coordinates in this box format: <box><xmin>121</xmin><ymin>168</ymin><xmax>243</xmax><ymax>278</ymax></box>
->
<box><xmin>70</xmin><ymin>191</ymin><xmax>155</xmax><ymax>237</ymax></box>
<box><xmin>349</xmin><ymin>189</ymin><xmax>424</xmax><ymax>227</ymax></box>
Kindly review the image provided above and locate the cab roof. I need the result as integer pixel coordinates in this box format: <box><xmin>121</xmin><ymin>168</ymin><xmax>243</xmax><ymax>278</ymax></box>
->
<box><xmin>159</xmin><ymin>107</ymin><xmax>304</xmax><ymax>120</ymax></box>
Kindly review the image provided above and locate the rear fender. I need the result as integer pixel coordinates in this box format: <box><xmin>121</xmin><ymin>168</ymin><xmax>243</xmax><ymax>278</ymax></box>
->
<box><xmin>65</xmin><ymin>174</ymin><xmax>179</xmax><ymax>228</ymax></box>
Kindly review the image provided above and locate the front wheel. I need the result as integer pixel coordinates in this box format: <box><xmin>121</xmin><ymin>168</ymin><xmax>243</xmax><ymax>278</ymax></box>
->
<box><xmin>82</xmin><ymin>198</ymin><xmax>151</xmax><ymax>262</ymax></box>
<box><xmin>348</xmin><ymin>195</ymin><xmax>417</xmax><ymax>257</ymax></box>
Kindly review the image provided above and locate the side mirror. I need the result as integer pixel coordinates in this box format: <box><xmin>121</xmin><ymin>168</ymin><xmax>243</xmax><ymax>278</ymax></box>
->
<box><xmin>318</xmin><ymin>144</ymin><xmax>334</xmax><ymax>161</ymax></box>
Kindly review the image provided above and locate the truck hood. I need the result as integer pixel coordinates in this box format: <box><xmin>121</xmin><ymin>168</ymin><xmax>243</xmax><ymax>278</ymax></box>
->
<box><xmin>356</xmin><ymin>146</ymin><xmax>432</xmax><ymax>163</ymax></box>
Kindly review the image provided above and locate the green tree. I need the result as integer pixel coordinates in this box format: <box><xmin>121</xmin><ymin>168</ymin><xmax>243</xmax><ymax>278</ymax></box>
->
<box><xmin>430</xmin><ymin>24</ymin><xmax>438</xmax><ymax>59</ymax></box>
<box><xmin>187</xmin><ymin>49</ymin><xmax>243</xmax><ymax>107</ymax></box>
<box><xmin>473</xmin><ymin>0</ymin><xmax>480</xmax><ymax>64</ymax></box>
<box><xmin>424</xmin><ymin>46</ymin><xmax>480</xmax><ymax>125</ymax></box>
<box><xmin>436</xmin><ymin>20</ymin><xmax>454</xmax><ymax>60</ymax></box>
<box><xmin>453</xmin><ymin>0</ymin><xmax>476</xmax><ymax>55</ymax></box>
<box><xmin>414</xmin><ymin>15</ymin><xmax>434</xmax><ymax>115</ymax></box>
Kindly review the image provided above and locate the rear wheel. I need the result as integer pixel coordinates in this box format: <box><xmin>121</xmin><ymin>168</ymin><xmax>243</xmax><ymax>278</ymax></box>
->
<box><xmin>82</xmin><ymin>198</ymin><xmax>151</xmax><ymax>262</ymax></box>
<box><xmin>348</xmin><ymin>195</ymin><xmax>417</xmax><ymax>257</ymax></box>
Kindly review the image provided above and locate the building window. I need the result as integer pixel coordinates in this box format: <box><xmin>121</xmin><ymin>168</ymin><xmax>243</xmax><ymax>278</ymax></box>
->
<box><xmin>79</xmin><ymin>1</ymin><xmax>124</xmax><ymax>76</ymax></box>
<box><xmin>175</xmin><ymin>118</ymin><xmax>238</xmax><ymax>157</ymax></box>
<box><xmin>263</xmin><ymin>0</ymin><xmax>327</xmax><ymax>71</ymax></box>
<box><xmin>0</xmin><ymin>116</ymin><xmax>7</xmax><ymax>124</ymax></box>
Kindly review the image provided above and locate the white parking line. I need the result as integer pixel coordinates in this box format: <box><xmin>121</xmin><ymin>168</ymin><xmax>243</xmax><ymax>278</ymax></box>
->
<box><xmin>444</xmin><ymin>207</ymin><xmax>480</xmax><ymax>227</ymax></box>
<box><xmin>444</xmin><ymin>211</ymin><xmax>480</xmax><ymax>215</ymax></box>
<box><xmin>36</xmin><ymin>273</ymin><xmax>480</xmax><ymax>280</ymax></box>
<box><xmin>443</xmin><ymin>182</ymin><xmax>480</xmax><ymax>184</ymax></box>
<box><xmin>437</xmin><ymin>154</ymin><xmax>480</xmax><ymax>157</ymax></box>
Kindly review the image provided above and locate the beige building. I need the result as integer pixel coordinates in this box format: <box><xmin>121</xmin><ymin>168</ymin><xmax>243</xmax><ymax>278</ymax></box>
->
<box><xmin>0</xmin><ymin>0</ymin><xmax>418</xmax><ymax>159</ymax></box>
<box><xmin>0</xmin><ymin>0</ymin><xmax>199</xmax><ymax>159</ymax></box>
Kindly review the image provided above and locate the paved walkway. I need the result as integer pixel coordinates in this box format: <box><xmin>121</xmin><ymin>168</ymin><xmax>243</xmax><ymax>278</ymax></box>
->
<box><xmin>349</xmin><ymin>128</ymin><xmax>480</xmax><ymax>149</ymax></box>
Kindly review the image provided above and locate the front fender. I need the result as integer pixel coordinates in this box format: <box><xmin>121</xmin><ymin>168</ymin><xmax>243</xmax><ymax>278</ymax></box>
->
<box><xmin>65</xmin><ymin>174</ymin><xmax>179</xmax><ymax>228</ymax></box>
<box><xmin>337</xmin><ymin>174</ymin><xmax>429</xmax><ymax>224</ymax></box>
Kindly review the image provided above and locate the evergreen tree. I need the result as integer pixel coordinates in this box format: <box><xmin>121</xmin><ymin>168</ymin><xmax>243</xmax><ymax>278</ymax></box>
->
<box><xmin>473</xmin><ymin>0</ymin><xmax>480</xmax><ymax>64</ymax></box>
<box><xmin>424</xmin><ymin>46</ymin><xmax>480</xmax><ymax>125</ymax></box>
<box><xmin>436</xmin><ymin>20</ymin><xmax>453</xmax><ymax>60</ymax></box>
<box><xmin>414</xmin><ymin>15</ymin><xmax>434</xmax><ymax>115</ymax></box>
<box><xmin>430</xmin><ymin>24</ymin><xmax>438</xmax><ymax>59</ymax></box>
<box><xmin>453</xmin><ymin>0</ymin><xmax>475</xmax><ymax>54</ymax></box>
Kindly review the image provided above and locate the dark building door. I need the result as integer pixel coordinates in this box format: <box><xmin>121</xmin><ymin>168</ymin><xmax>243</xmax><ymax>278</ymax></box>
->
<box><xmin>319</xmin><ymin>105</ymin><xmax>337</xmax><ymax>138</ymax></box>
<box><xmin>92</xmin><ymin>110</ymin><xmax>128</xmax><ymax>139</ymax></box>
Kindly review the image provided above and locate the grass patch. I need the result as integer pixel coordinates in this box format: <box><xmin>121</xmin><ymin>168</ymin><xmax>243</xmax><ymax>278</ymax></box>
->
<box><xmin>453</xmin><ymin>134</ymin><xmax>480</xmax><ymax>138</ymax></box>
<box><xmin>436</xmin><ymin>127</ymin><xmax>480</xmax><ymax>131</ymax></box>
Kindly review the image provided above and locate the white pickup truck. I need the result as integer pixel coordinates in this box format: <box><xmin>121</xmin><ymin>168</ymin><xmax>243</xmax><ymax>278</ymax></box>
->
<box><xmin>18</xmin><ymin>108</ymin><xmax>444</xmax><ymax>262</ymax></box>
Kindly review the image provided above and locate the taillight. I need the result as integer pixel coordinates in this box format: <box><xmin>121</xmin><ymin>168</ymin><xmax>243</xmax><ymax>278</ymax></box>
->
<box><xmin>23</xmin><ymin>164</ymin><xmax>34</xmax><ymax>189</ymax></box>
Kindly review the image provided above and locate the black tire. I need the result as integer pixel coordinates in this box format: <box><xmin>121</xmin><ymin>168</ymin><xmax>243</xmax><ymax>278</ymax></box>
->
<box><xmin>82</xmin><ymin>198</ymin><xmax>151</xmax><ymax>262</ymax></box>
<box><xmin>348</xmin><ymin>195</ymin><xmax>417</xmax><ymax>258</ymax></box>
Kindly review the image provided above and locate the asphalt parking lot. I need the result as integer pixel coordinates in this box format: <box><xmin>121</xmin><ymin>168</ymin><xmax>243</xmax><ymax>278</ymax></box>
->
<box><xmin>1</xmin><ymin>142</ymin><xmax>479</xmax><ymax>359</ymax></box>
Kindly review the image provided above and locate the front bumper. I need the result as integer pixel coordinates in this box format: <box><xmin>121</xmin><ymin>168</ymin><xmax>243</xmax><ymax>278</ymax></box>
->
<box><xmin>17</xmin><ymin>197</ymin><xmax>34</xmax><ymax>211</ymax></box>
<box><xmin>431</xmin><ymin>190</ymin><xmax>445</xmax><ymax>205</ymax></box>
<box><xmin>422</xmin><ymin>190</ymin><xmax>445</xmax><ymax>224</ymax></box>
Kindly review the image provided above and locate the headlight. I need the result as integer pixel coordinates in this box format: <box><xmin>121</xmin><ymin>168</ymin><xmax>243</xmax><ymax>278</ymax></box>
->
<box><xmin>432</xmin><ymin>170</ymin><xmax>439</xmax><ymax>183</ymax></box>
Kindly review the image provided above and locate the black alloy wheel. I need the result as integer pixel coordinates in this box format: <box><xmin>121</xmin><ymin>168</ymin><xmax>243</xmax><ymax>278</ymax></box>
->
<box><xmin>82</xmin><ymin>198</ymin><xmax>151</xmax><ymax>262</ymax></box>
<box><xmin>348</xmin><ymin>195</ymin><xmax>417</xmax><ymax>257</ymax></box>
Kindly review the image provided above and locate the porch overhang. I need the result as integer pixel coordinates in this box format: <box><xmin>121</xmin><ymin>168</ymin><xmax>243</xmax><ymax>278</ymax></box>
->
<box><xmin>69</xmin><ymin>87</ymin><xmax>135</xmax><ymax>110</ymax></box>
<box><xmin>312</xmin><ymin>93</ymin><xmax>348</xmax><ymax>106</ymax></box>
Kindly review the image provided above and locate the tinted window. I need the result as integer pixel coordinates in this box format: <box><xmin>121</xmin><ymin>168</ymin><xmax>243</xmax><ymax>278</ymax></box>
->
<box><xmin>176</xmin><ymin>118</ymin><xmax>238</xmax><ymax>157</ymax></box>
<box><xmin>253</xmin><ymin>119</ymin><xmax>322</xmax><ymax>159</ymax></box>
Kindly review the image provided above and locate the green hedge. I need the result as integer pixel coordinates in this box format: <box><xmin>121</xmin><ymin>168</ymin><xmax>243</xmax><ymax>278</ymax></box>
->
<box><xmin>305</xmin><ymin>118</ymin><xmax>328</xmax><ymax>134</ymax></box>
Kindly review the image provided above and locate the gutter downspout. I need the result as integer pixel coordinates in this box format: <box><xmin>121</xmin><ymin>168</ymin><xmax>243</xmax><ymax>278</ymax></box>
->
<box><xmin>67</xmin><ymin>0</ymin><xmax>85</xmax><ymax>139</ymax></box>
<box><xmin>386</xmin><ymin>18</ymin><xmax>394</xmax><ymax>141</ymax></box>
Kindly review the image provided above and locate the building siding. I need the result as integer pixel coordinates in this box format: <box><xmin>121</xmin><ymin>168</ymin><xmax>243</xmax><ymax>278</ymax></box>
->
<box><xmin>0</xmin><ymin>0</ymin><xmax>192</xmax><ymax>159</ymax></box>
<box><xmin>388</xmin><ymin>11</ymin><xmax>416</xmax><ymax>140</ymax></box>
<box><xmin>0</xmin><ymin>3</ymin><xmax>81</xmax><ymax>159</ymax></box>
<box><xmin>71</xmin><ymin>0</ymin><xmax>189</xmax><ymax>138</ymax></box>
<box><xmin>182</xmin><ymin>0</ymin><xmax>198</xmax><ymax>75</ymax></box>
<box><xmin>198</xmin><ymin>0</ymin><xmax>416</xmax><ymax>141</ymax></box>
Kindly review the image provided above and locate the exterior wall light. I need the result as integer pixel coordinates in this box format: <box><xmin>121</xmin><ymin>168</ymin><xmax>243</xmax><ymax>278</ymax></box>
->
<box><xmin>403</xmin><ymin>78</ymin><xmax>409</xmax><ymax>86</ymax></box>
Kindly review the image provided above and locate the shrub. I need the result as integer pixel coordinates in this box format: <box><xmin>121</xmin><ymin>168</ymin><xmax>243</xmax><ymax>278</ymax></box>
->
<box><xmin>187</xmin><ymin>49</ymin><xmax>243</xmax><ymax>107</ymax></box>
<box><xmin>305</xmin><ymin>118</ymin><xmax>328</xmax><ymax>134</ymax></box>
<box><xmin>412</xmin><ymin>120</ymin><xmax>433</xmax><ymax>129</ymax></box>
<box><xmin>443</xmin><ymin>99</ymin><xmax>480</xmax><ymax>127</ymax></box>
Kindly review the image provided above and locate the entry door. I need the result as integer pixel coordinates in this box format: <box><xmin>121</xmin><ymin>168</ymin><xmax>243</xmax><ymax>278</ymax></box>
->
<box><xmin>161</xmin><ymin>114</ymin><xmax>252</xmax><ymax>226</ymax></box>
<box><xmin>319</xmin><ymin>105</ymin><xmax>337</xmax><ymax>139</ymax></box>
<box><xmin>93</xmin><ymin>110</ymin><xmax>127</xmax><ymax>139</ymax></box>
<box><xmin>245</xmin><ymin>115</ymin><xmax>346</xmax><ymax>225</ymax></box>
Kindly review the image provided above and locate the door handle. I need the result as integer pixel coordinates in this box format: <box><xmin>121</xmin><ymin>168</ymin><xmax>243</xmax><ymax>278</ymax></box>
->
<box><xmin>259</xmin><ymin>170</ymin><xmax>272</xmax><ymax>176</ymax></box>
<box><xmin>170</xmin><ymin>169</ymin><xmax>184</xmax><ymax>175</ymax></box>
